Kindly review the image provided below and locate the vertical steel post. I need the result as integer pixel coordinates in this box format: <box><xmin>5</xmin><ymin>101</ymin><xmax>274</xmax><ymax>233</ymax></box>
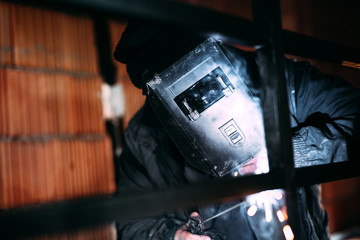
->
<box><xmin>251</xmin><ymin>0</ymin><xmax>304</xmax><ymax>238</ymax></box>
<box><xmin>92</xmin><ymin>15</ymin><xmax>124</xmax><ymax>185</ymax></box>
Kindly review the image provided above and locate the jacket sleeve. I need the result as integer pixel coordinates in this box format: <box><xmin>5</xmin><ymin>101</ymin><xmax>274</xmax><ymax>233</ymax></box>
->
<box><xmin>115</xmin><ymin>104</ymin><xmax>188</xmax><ymax>240</ymax></box>
<box><xmin>287</xmin><ymin>60</ymin><xmax>360</xmax><ymax>167</ymax></box>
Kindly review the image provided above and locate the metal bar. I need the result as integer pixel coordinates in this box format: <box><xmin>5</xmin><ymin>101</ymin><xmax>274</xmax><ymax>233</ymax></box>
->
<box><xmin>1</xmin><ymin>161</ymin><xmax>359</xmax><ymax>239</ymax></box>
<box><xmin>251</xmin><ymin>0</ymin><xmax>293</xmax><ymax>171</ymax></box>
<box><xmin>0</xmin><ymin>171</ymin><xmax>284</xmax><ymax>240</ymax></box>
<box><xmin>294</xmin><ymin>160</ymin><xmax>360</xmax><ymax>186</ymax></box>
<box><xmin>92</xmin><ymin>14</ymin><xmax>116</xmax><ymax>85</ymax></box>
<box><xmin>251</xmin><ymin>0</ymin><xmax>304</xmax><ymax>238</ymax></box>
<box><xmin>11</xmin><ymin>0</ymin><xmax>263</xmax><ymax>47</ymax></box>
<box><xmin>10</xmin><ymin>0</ymin><xmax>360</xmax><ymax>65</ymax></box>
<box><xmin>283</xmin><ymin>30</ymin><xmax>360</xmax><ymax>65</ymax></box>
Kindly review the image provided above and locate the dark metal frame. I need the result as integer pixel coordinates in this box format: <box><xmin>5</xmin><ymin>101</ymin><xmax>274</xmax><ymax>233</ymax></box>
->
<box><xmin>2</xmin><ymin>161</ymin><xmax>359</xmax><ymax>239</ymax></box>
<box><xmin>1</xmin><ymin>0</ymin><xmax>359</xmax><ymax>239</ymax></box>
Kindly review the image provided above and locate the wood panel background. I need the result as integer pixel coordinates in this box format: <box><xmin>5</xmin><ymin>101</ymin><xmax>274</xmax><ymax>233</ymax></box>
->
<box><xmin>0</xmin><ymin>1</ymin><xmax>116</xmax><ymax>239</ymax></box>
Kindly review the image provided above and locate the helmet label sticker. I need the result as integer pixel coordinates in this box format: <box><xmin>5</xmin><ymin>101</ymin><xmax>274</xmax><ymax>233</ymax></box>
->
<box><xmin>219</xmin><ymin>119</ymin><xmax>246</xmax><ymax>147</ymax></box>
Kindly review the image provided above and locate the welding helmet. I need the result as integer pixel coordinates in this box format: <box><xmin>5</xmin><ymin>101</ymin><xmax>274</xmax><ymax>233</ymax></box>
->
<box><xmin>115</xmin><ymin>23</ymin><xmax>267</xmax><ymax>177</ymax></box>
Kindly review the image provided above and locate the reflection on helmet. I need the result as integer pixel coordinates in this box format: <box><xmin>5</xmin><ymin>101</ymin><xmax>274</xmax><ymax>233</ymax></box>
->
<box><xmin>146</xmin><ymin>38</ymin><xmax>268</xmax><ymax>177</ymax></box>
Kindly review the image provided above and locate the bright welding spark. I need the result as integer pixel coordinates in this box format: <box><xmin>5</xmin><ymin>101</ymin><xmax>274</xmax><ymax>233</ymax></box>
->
<box><xmin>264</xmin><ymin>202</ymin><xmax>272</xmax><ymax>222</ymax></box>
<box><xmin>233</xmin><ymin>171</ymin><xmax>239</xmax><ymax>177</ymax></box>
<box><xmin>272</xmin><ymin>190</ymin><xmax>283</xmax><ymax>200</ymax></box>
<box><xmin>282</xmin><ymin>208</ymin><xmax>288</xmax><ymax>221</ymax></box>
<box><xmin>283</xmin><ymin>225</ymin><xmax>294</xmax><ymax>240</ymax></box>
<box><xmin>245</xmin><ymin>189</ymin><xmax>285</xmax><ymax>224</ymax></box>
<box><xmin>276</xmin><ymin>210</ymin><xmax>285</xmax><ymax>222</ymax></box>
<box><xmin>247</xmin><ymin>205</ymin><xmax>257</xmax><ymax>216</ymax></box>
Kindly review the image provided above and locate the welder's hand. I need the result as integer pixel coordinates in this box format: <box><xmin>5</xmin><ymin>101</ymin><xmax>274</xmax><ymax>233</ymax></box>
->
<box><xmin>174</xmin><ymin>212</ymin><xmax>211</xmax><ymax>240</ymax></box>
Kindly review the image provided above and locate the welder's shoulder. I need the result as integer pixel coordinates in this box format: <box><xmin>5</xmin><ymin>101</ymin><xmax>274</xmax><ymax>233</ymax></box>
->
<box><xmin>285</xmin><ymin>58</ymin><xmax>360</xmax><ymax>121</ymax></box>
<box><xmin>285</xmin><ymin>58</ymin><xmax>359</xmax><ymax>94</ymax></box>
<box><xmin>124</xmin><ymin>102</ymin><xmax>167</xmax><ymax>163</ymax></box>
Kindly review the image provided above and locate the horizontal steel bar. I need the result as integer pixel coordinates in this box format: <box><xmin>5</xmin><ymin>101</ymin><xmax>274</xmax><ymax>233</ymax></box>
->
<box><xmin>14</xmin><ymin>0</ymin><xmax>263</xmax><ymax>47</ymax></box>
<box><xmin>283</xmin><ymin>30</ymin><xmax>360</xmax><ymax>64</ymax></box>
<box><xmin>294</xmin><ymin>160</ymin><xmax>360</xmax><ymax>186</ymax></box>
<box><xmin>1</xmin><ymin>160</ymin><xmax>359</xmax><ymax>239</ymax></box>
<box><xmin>0</xmin><ymin>172</ymin><xmax>283</xmax><ymax>239</ymax></box>
<box><xmin>12</xmin><ymin>0</ymin><xmax>360</xmax><ymax>65</ymax></box>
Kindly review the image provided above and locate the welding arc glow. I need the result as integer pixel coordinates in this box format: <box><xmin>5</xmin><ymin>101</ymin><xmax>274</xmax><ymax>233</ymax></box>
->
<box><xmin>283</xmin><ymin>225</ymin><xmax>294</xmax><ymax>240</ymax></box>
<box><xmin>282</xmin><ymin>209</ymin><xmax>288</xmax><ymax>221</ymax></box>
<box><xmin>272</xmin><ymin>190</ymin><xmax>283</xmax><ymax>200</ymax></box>
<box><xmin>246</xmin><ymin>189</ymin><xmax>286</xmax><ymax>231</ymax></box>
<box><xmin>276</xmin><ymin>210</ymin><xmax>285</xmax><ymax>222</ymax></box>
<box><xmin>247</xmin><ymin>205</ymin><xmax>257</xmax><ymax>216</ymax></box>
<box><xmin>264</xmin><ymin>202</ymin><xmax>272</xmax><ymax>222</ymax></box>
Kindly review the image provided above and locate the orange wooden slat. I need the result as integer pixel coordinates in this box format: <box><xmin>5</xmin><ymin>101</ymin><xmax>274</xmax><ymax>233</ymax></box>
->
<box><xmin>0</xmin><ymin>141</ymin><xmax>7</xmax><ymax>208</ymax></box>
<box><xmin>103</xmin><ymin>136</ymin><xmax>116</xmax><ymax>193</ymax></box>
<box><xmin>7</xmin><ymin>69</ymin><xmax>21</xmax><ymax>135</ymax></box>
<box><xmin>10</xmin><ymin>141</ymin><xmax>22</xmax><ymax>207</ymax></box>
<box><xmin>80</xmin><ymin>140</ymin><xmax>90</xmax><ymax>196</ymax></box>
<box><xmin>4</xmin><ymin>141</ymin><xmax>13</xmax><ymax>208</ymax></box>
<box><xmin>0</xmin><ymin>2</ymin><xmax>12</xmax><ymax>65</ymax></box>
<box><xmin>0</xmin><ymin>69</ymin><xmax>5</xmax><ymax>135</ymax></box>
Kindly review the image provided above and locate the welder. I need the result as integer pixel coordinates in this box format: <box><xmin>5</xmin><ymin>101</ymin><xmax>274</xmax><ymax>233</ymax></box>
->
<box><xmin>113</xmin><ymin>20</ymin><xmax>360</xmax><ymax>240</ymax></box>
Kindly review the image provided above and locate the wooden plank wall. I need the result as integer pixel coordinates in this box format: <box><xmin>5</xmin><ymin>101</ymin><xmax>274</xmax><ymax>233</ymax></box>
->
<box><xmin>0</xmin><ymin>1</ymin><xmax>117</xmax><ymax>239</ymax></box>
